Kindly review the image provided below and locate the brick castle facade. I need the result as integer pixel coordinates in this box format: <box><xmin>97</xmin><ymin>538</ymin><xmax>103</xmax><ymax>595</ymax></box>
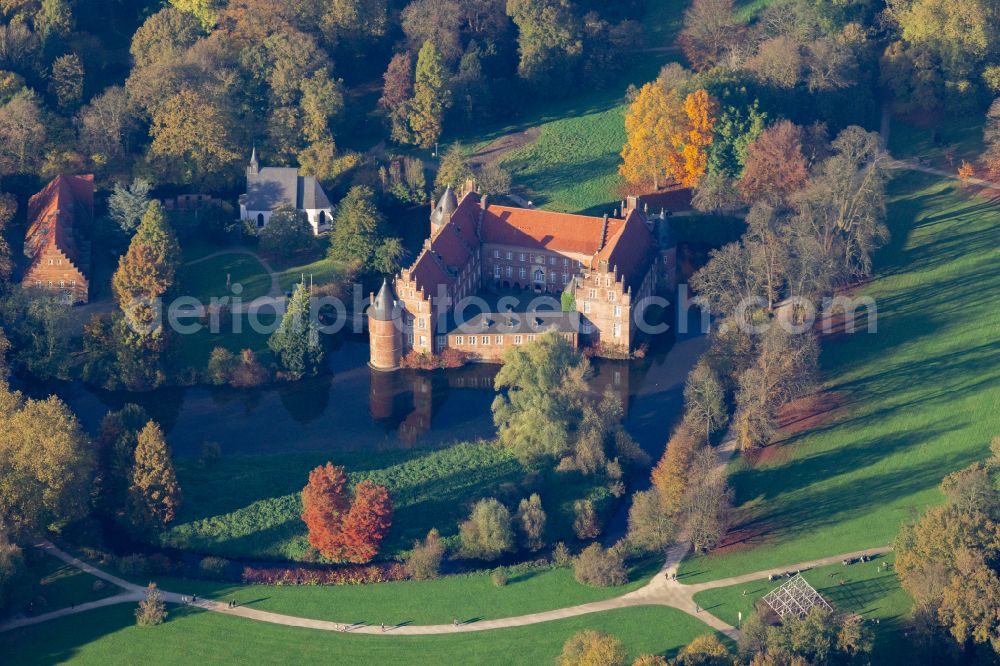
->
<box><xmin>368</xmin><ymin>183</ymin><xmax>676</xmax><ymax>370</ymax></box>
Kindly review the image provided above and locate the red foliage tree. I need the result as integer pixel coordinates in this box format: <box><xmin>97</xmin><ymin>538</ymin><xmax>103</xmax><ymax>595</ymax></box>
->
<box><xmin>739</xmin><ymin>120</ymin><xmax>809</xmax><ymax>204</ymax></box>
<box><xmin>301</xmin><ymin>463</ymin><xmax>393</xmax><ymax>562</ymax></box>
<box><xmin>339</xmin><ymin>480</ymin><xmax>394</xmax><ymax>563</ymax></box>
<box><xmin>301</xmin><ymin>463</ymin><xmax>350</xmax><ymax>559</ymax></box>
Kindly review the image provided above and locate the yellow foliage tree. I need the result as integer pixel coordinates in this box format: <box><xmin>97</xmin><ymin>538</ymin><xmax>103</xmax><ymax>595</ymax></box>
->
<box><xmin>620</xmin><ymin>84</ymin><xmax>717</xmax><ymax>191</ymax></box>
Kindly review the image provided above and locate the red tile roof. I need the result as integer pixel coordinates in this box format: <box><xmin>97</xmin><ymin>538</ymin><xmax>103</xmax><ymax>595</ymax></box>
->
<box><xmin>593</xmin><ymin>209</ymin><xmax>656</xmax><ymax>291</ymax></box>
<box><xmin>24</xmin><ymin>174</ymin><xmax>94</xmax><ymax>271</ymax></box>
<box><xmin>480</xmin><ymin>205</ymin><xmax>624</xmax><ymax>256</ymax></box>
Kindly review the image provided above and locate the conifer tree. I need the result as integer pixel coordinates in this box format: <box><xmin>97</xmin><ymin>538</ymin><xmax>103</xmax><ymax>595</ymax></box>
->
<box><xmin>112</xmin><ymin>201</ymin><xmax>180</xmax><ymax>332</ymax></box>
<box><xmin>268</xmin><ymin>282</ymin><xmax>325</xmax><ymax>379</ymax></box>
<box><xmin>127</xmin><ymin>421</ymin><xmax>181</xmax><ymax>530</ymax></box>
<box><xmin>406</xmin><ymin>40</ymin><xmax>450</xmax><ymax>148</ymax></box>
<box><xmin>339</xmin><ymin>480</ymin><xmax>393</xmax><ymax>563</ymax></box>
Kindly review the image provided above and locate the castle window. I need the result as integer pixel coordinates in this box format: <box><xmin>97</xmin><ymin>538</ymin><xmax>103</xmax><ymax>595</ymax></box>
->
<box><xmin>549</xmin><ymin>272</ymin><xmax>556</xmax><ymax>283</ymax></box>
<box><xmin>407</xmin><ymin>333</ymin><xmax>414</xmax><ymax>344</ymax></box>
<box><xmin>493</xmin><ymin>249</ymin><xmax>500</xmax><ymax>258</ymax></box>
<box><xmin>519</xmin><ymin>253</ymin><xmax>526</xmax><ymax>262</ymax></box>
<box><xmin>57</xmin><ymin>259</ymin><xmax>62</xmax><ymax>265</ymax></box>
<box><xmin>613</xmin><ymin>322</ymin><xmax>622</xmax><ymax>337</ymax></box>
<box><xmin>59</xmin><ymin>280</ymin><xmax>65</xmax><ymax>288</ymax></box>
<box><xmin>257</xmin><ymin>213</ymin><xmax>264</xmax><ymax>227</ymax></box>
<box><xmin>562</xmin><ymin>257</ymin><xmax>569</xmax><ymax>266</ymax></box>
<box><xmin>527</xmin><ymin>335</ymin><xmax>535</xmax><ymax>342</ymax></box>
<box><xmin>519</xmin><ymin>267</ymin><xmax>527</xmax><ymax>279</ymax></box>
<box><xmin>419</xmin><ymin>335</ymin><xmax>427</xmax><ymax>346</ymax></box>
<box><xmin>514</xmin><ymin>335</ymin><xmax>523</xmax><ymax>344</ymax></box>
<box><xmin>436</xmin><ymin>336</ymin><xmax>446</xmax><ymax>349</ymax></box>
<box><xmin>506</xmin><ymin>265</ymin><xmax>512</xmax><ymax>278</ymax></box>
<box><xmin>606</xmin><ymin>277</ymin><xmax>612</xmax><ymax>287</ymax></box>
<box><xmin>47</xmin><ymin>281</ymin><xmax>53</xmax><ymax>288</ymax></box>
<box><xmin>494</xmin><ymin>266</ymin><xmax>501</xmax><ymax>279</ymax></box>
<box><xmin>608</xmin><ymin>291</ymin><xmax>616</xmax><ymax>302</ymax></box>
<box><xmin>588</xmin><ymin>289</ymin><xmax>596</xmax><ymax>299</ymax></box>
<box><xmin>469</xmin><ymin>336</ymin><xmax>476</xmax><ymax>345</ymax></box>
<box><xmin>456</xmin><ymin>336</ymin><xmax>464</xmax><ymax>345</ymax></box>
<box><xmin>495</xmin><ymin>336</ymin><xmax>503</xmax><ymax>345</ymax></box>
<box><xmin>48</xmin><ymin>259</ymin><xmax>54</xmax><ymax>265</ymax></box>
<box><xmin>584</xmin><ymin>301</ymin><xmax>591</xmax><ymax>313</ymax></box>
<box><xmin>562</xmin><ymin>273</ymin><xmax>568</xmax><ymax>283</ymax></box>
<box><xmin>614</xmin><ymin>305</ymin><xmax>622</xmax><ymax>318</ymax></box>
<box><xmin>506</xmin><ymin>251</ymin><xmax>512</xmax><ymax>260</ymax></box>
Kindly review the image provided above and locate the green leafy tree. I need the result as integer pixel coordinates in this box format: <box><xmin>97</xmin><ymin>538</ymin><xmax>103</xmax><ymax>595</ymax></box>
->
<box><xmin>169</xmin><ymin>0</ymin><xmax>221</xmax><ymax>29</ymax></box>
<box><xmin>492</xmin><ymin>331</ymin><xmax>588</xmax><ymax>464</ymax></box>
<box><xmin>683</xmin><ymin>360</ymin><xmax>728</xmax><ymax>443</ymax></box>
<box><xmin>506</xmin><ymin>0</ymin><xmax>583</xmax><ymax>93</ymax></box>
<box><xmin>627</xmin><ymin>488</ymin><xmax>676</xmax><ymax>552</ymax></box>
<box><xmin>328</xmin><ymin>185</ymin><xmax>388</xmax><ymax>272</ymax></box>
<box><xmin>558</xmin><ymin>630</ymin><xmax>628</xmax><ymax>666</ymax></box>
<box><xmin>434</xmin><ymin>142</ymin><xmax>472</xmax><ymax>195</ymax></box>
<box><xmin>130</xmin><ymin>7</ymin><xmax>203</xmax><ymax>69</ymax></box>
<box><xmin>126</xmin><ymin>421</ymin><xmax>181</xmax><ymax>531</ymax></box>
<box><xmin>406</xmin><ymin>40</ymin><xmax>451</xmax><ymax>148</ymax></box>
<box><xmin>259</xmin><ymin>205</ymin><xmax>314</xmax><ymax>256</ymax></box>
<box><xmin>459</xmin><ymin>497</ymin><xmax>514</xmax><ymax>560</ymax></box>
<box><xmin>108</xmin><ymin>179</ymin><xmax>152</xmax><ymax>234</ymax></box>
<box><xmin>516</xmin><ymin>493</ymin><xmax>546</xmax><ymax>551</ymax></box>
<box><xmin>148</xmin><ymin>89</ymin><xmax>240</xmax><ymax>186</ymax></box>
<box><xmin>572</xmin><ymin>543</ymin><xmax>627</xmax><ymax>587</ymax></box>
<box><xmin>135</xmin><ymin>582</ymin><xmax>167</xmax><ymax>626</ymax></box>
<box><xmin>405</xmin><ymin>528</ymin><xmax>445</xmax><ymax>580</ymax></box>
<box><xmin>268</xmin><ymin>282</ymin><xmax>325</xmax><ymax>379</ymax></box>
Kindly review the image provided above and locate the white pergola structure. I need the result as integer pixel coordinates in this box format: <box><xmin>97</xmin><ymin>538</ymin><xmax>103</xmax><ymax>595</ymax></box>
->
<box><xmin>760</xmin><ymin>574</ymin><xmax>833</xmax><ymax>620</ymax></box>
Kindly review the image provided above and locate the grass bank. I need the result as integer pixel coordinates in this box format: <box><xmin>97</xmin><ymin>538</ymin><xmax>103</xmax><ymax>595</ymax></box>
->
<box><xmin>679</xmin><ymin>170</ymin><xmax>1000</xmax><ymax>582</ymax></box>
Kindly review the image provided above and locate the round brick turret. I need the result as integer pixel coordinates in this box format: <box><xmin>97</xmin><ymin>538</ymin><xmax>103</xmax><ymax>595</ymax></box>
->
<box><xmin>369</xmin><ymin>278</ymin><xmax>402</xmax><ymax>370</ymax></box>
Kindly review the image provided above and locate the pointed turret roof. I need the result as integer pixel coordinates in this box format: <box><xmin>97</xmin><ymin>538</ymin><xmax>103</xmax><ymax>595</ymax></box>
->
<box><xmin>438</xmin><ymin>186</ymin><xmax>457</xmax><ymax>214</ymax></box>
<box><xmin>371</xmin><ymin>278</ymin><xmax>398</xmax><ymax>321</ymax></box>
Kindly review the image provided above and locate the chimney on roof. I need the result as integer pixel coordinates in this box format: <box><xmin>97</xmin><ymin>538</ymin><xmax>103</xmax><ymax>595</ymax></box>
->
<box><xmin>597</xmin><ymin>213</ymin><xmax>609</xmax><ymax>252</ymax></box>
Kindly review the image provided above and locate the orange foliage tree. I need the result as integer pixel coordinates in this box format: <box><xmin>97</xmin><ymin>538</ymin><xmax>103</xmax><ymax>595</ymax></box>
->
<box><xmin>301</xmin><ymin>463</ymin><xmax>393</xmax><ymax>563</ymax></box>
<box><xmin>620</xmin><ymin>84</ymin><xmax>717</xmax><ymax>191</ymax></box>
<box><xmin>339</xmin><ymin>480</ymin><xmax>394</xmax><ymax>563</ymax></box>
<box><xmin>650</xmin><ymin>423</ymin><xmax>701</xmax><ymax>515</ymax></box>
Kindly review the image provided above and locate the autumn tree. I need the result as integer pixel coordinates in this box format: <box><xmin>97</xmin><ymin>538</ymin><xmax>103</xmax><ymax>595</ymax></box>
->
<box><xmin>126</xmin><ymin>421</ymin><xmax>181</xmax><ymax>531</ymax></box>
<box><xmin>301</xmin><ymin>462</ymin><xmax>350</xmax><ymax>558</ymax></box>
<box><xmin>506</xmin><ymin>0</ymin><xmax>582</xmax><ymax>94</ymax></box>
<box><xmin>148</xmin><ymin>88</ymin><xmax>240</xmax><ymax>186</ymax></box>
<box><xmin>130</xmin><ymin>7</ymin><xmax>203</xmax><ymax>69</ymax></box>
<box><xmin>678</xmin><ymin>0</ymin><xmax>744</xmax><ymax>71</ymax></box>
<box><xmin>739</xmin><ymin>120</ymin><xmax>809</xmax><ymax>205</ymax></box>
<box><xmin>49</xmin><ymin>53</ymin><xmax>84</xmax><ymax>111</ymax></box>
<box><xmin>681</xmin><ymin>447</ymin><xmax>732</xmax><ymax>552</ymax></box>
<box><xmin>674</xmin><ymin>634</ymin><xmax>733</xmax><ymax>666</ymax></box>
<box><xmin>572</xmin><ymin>542</ymin><xmax>627</xmax><ymax>586</ymax></box>
<box><xmin>0</xmin><ymin>383</ymin><xmax>93</xmax><ymax>538</ymax></box>
<box><xmin>381</xmin><ymin>51</ymin><xmax>414</xmax><ymax>143</ymax></box>
<box><xmin>112</xmin><ymin>201</ymin><xmax>181</xmax><ymax>334</ymax></box>
<box><xmin>459</xmin><ymin>497</ymin><xmax>514</xmax><ymax>560</ymax></box>
<box><xmin>402</xmin><ymin>0</ymin><xmax>462</xmax><ymax>64</ymax></box>
<box><xmin>516</xmin><ymin>493</ymin><xmax>546</xmax><ymax>551</ymax></box>
<box><xmin>980</xmin><ymin>98</ymin><xmax>1000</xmax><ymax>181</ymax></box>
<box><xmin>745</xmin><ymin>203</ymin><xmax>792</xmax><ymax>310</ymax></box>
<box><xmin>434</xmin><ymin>141</ymin><xmax>473</xmax><ymax>194</ymax></box>
<box><xmin>135</xmin><ymin>582</ymin><xmax>167</xmax><ymax>626</ymax></box>
<box><xmin>93</xmin><ymin>403</ymin><xmax>150</xmax><ymax>521</ymax></box>
<box><xmin>338</xmin><ymin>480</ymin><xmax>393</xmax><ymax>563</ymax></box>
<box><xmin>683</xmin><ymin>360</ymin><xmax>728</xmax><ymax>444</ymax></box>
<box><xmin>627</xmin><ymin>488</ymin><xmax>676</xmax><ymax>552</ymax></box>
<box><xmin>621</xmin><ymin>84</ymin><xmax>717</xmax><ymax>190</ymax></box>
<box><xmin>651</xmin><ymin>423</ymin><xmax>701</xmax><ymax>515</ymax></box>
<box><xmin>169</xmin><ymin>0</ymin><xmax>222</xmax><ymax>29</ymax></box>
<box><xmin>689</xmin><ymin>240</ymin><xmax>762</xmax><ymax>324</ymax></box>
<box><xmin>404</xmin><ymin>40</ymin><xmax>450</xmax><ymax>148</ymax></box>
<box><xmin>0</xmin><ymin>96</ymin><xmax>46</xmax><ymax>176</ymax></box>
<box><xmin>268</xmin><ymin>281</ymin><xmax>325</xmax><ymax>380</ymax></box>
<box><xmin>77</xmin><ymin>86</ymin><xmax>138</xmax><ymax>168</ymax></box>
<box><xmin>558</xmin><ymin>629</ymin><xmax>628</xmax><ymax>666</ymax></box>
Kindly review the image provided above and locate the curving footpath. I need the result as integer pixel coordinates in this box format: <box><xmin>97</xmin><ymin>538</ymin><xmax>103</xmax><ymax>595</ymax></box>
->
<box><xmin>0</xmin><ymin>535</ymin><xmax>890</xmax><ymax>640</ymax></box>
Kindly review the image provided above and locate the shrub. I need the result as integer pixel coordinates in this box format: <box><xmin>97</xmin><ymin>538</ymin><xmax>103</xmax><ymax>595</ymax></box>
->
<box><xmin>572</xmin><ymin>499</ymin><xmax>601</xmax><ymax>539</ymax></box>
<box><xmin>558</xmin><ymin>629</ymin><xmax>628</xmax><ymax>666</ymax></box>
<box><xmin>459</xmin><ymin>498</ymin><xmax>514</xmax><ymax>561</ymax></box>
<box><xmin>229</xmin><ymin>349</ymin><xmax>268</xmax><ymax>387</ymax></box>
<box><xmin>516</xmin><ymin>493</ymin><xmax>546</xmax><ymax>551</ymax></box>
<box><xmin>206</xmin><ymin>347</ymin><xmax>236</xmax><ymax>385</ymax></box>
<box><xmin>198</xmin><ymin>556</ymin><xmax>230</xmax><ymax>578</ymax></box>
<box><xmin>147</xmin><ymin>553</ymin><xmax>177</xmax><ymax>575</ymax></box>
<box><xmin>92</xmin><ymin>580</ymin><xmax>106</xmax><ymax>592</ymax></box>
<box><xmin>240</xmin><ymin>563</ymin><xmax>407</xmax><ymax>586</ymax></box>
<box><xmin>135</xmin><ymin>583</ymin><xmax>166</xmax><ymax>626</ymax></box>
<box><xmin>491</xmin><ymin>568</ymin><xmax>508</xmax><ymax>587</ymax></box>
<box><xmin>553</xmin><ymin>542</ymin><xmax>572</xmax><ymax>567</ymax></box>
<box><xmin>117</xmin><ymin>554</ymin><xmax>151</xmax><ymax>578</ymax></box>
<box><xmin>573</xmin><ymin>543</ymin><xmax>627</xmax><ymax>587</ymax></box>
<box><xmin>405</xmin><ymin>529</ymin><xmax>444</xmax><ymax>580</ymax></box>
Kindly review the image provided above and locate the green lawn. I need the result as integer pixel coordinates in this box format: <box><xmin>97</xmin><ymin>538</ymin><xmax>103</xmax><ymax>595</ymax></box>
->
<box><xmin>179</xmin><ymin>253</ymin><xmax>273</xmax><ymax>304</ymax></box>
<box><xmin>692</xmin><ymin>555</ymin><xmax>915</xmax><ymax>665</ymax></box>
<box><xmin>679</xmin><ymin>170</ymin><xmax>1000</xmax><ymax>582</ymax></box>
<box><xmin>159</xmin><ymin>441</ymin><xmax>615</xmax><ymax>562</ymax></box>
<box><xmin>142</xmin><ymin>558</ymin><xmax>659</xmax><ymax>628</ymax></box>
<box><xmin>23</xmin><ymin>552</ymin><xmax>120</xmax><ymax>614</ymax></box>
<box><xmin>1</xmin><ymin>604</ymin><xmax>722</xmax><ymax>666</ymax></box>
<box><xmin>273</xmin><ymin>255</ymin><xmax>349</xmax><ymax>293</ymax></box>
<box><xmin>176</xmin><ymin>312</ymin><xmax>278</xmax><ymax>371</ymax></box>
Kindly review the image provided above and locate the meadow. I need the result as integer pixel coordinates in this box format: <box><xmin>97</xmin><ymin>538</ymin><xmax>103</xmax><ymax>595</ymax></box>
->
<box><xmin>0</xmin><ymin>604</ymin><xmax>721</xmax><ymax>666</ymax></box>
<box><xmin>678</xmin><ymin>168</ymin><xmax>1000</xmax><ymax>582</ymax></box>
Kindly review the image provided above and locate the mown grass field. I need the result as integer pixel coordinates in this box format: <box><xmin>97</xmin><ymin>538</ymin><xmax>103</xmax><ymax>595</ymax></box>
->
<box><xmin>178</xmin><ymin>252</ymin><xmax>272</xmax><ymax>303</ymax></box>
<box><xmin>692</xmin><ymin>554</ymin><xmax>915</xmax><ymax>665</ymax></box>
<box><xmin>679</xmin><ymin>169</ymin><xmax>1000</xmax><ymax>582</ymax></box>
<box><xmin>24</xmin><ymin>552</ymin><xmax>120</xmax><ymax>614</ymax></box>
<box><xmin>160</xmin><ymin>441</ymin><xmax>614</xmax><ymax>562</ymax></box>
<box><xmin>1</xmin><ymin>604</ymin><xmax>721</xmax><ymax>666</ymax></box>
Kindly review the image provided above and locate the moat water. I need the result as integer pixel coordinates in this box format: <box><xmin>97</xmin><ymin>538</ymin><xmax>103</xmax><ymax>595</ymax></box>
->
<box><xmin>16</xmin><ymin>308</ymin><xmax>707</xmax><ymax>462</ymax></box>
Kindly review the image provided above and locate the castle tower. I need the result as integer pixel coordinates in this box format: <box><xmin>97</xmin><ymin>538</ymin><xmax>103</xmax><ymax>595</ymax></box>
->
<box><xmin>369</xmin><ymin>277</ymin><xmax>402</xmax><ymax>370</ymax></box>
<box><xmin>430</xmin><ymin>186</ymin><xmax>458</xmax><ymax>235</ymax></box>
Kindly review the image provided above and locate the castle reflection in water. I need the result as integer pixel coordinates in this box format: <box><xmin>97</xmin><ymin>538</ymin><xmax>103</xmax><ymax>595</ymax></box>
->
<box><xmin>368</xmin><ymin>361</ymin><xmax>631</xmax><ymax>446</ymax></box>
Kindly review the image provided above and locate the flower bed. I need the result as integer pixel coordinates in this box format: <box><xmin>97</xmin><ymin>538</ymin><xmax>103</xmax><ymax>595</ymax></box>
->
<box><xmin>241</xmin><ymin>562</ymin><xmax>408</xmax><ymax>586</ymax></box>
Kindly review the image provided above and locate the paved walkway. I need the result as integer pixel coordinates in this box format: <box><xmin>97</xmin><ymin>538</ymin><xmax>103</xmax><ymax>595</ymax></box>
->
<box><xmin>184</xmin><ymin>247</ymin><xmax>284</xmax><ymax>299</ymax></box>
